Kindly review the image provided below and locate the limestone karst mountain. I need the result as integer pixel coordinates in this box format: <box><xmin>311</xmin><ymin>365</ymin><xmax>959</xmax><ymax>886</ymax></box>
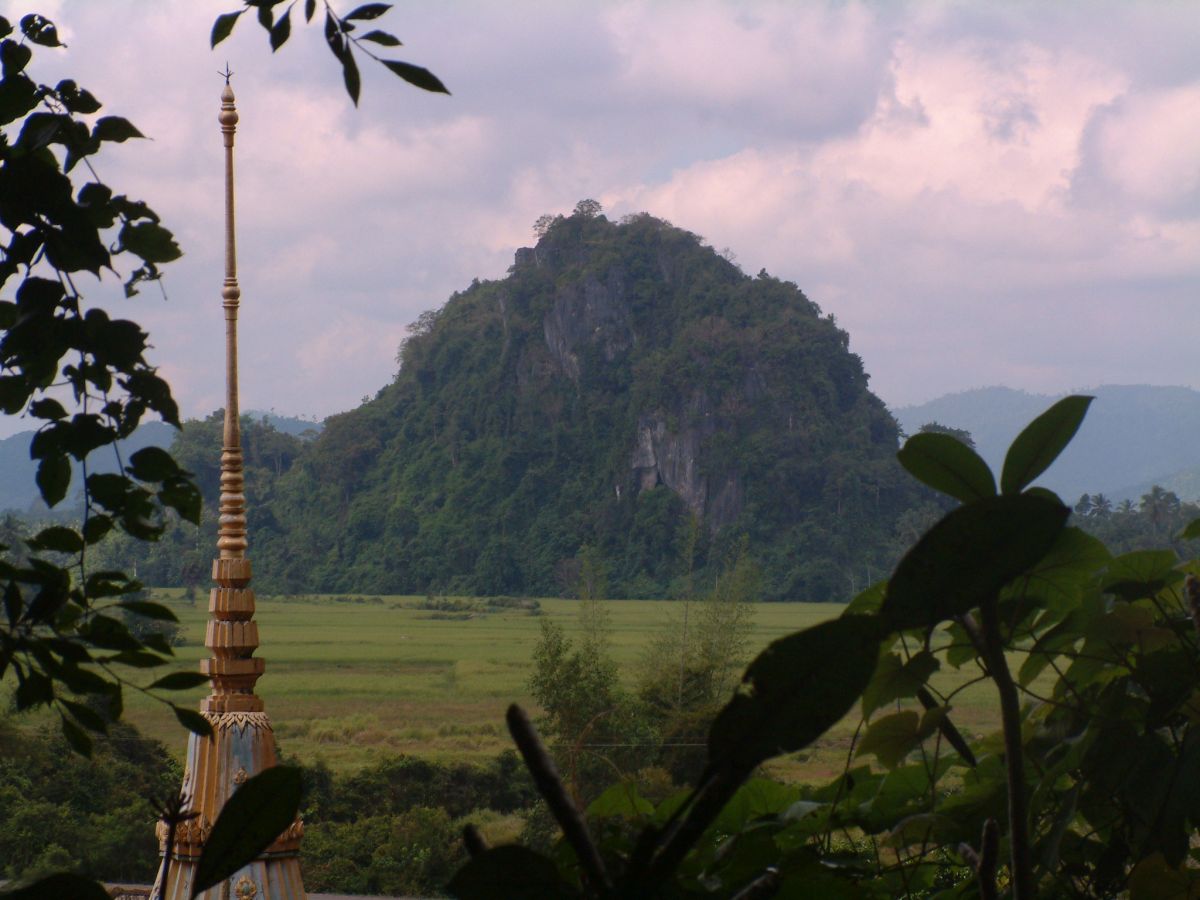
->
<box><xmin>226</xmin><ymin>208</ymin><xmax>919</xmax><ymax>600</ymax></box>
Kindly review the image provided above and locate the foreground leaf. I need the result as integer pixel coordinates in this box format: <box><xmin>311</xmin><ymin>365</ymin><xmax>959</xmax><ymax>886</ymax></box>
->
<box><xmin>191</xmin><ymin>766</ymin><xmax>302</xmax><ymax>896</ymax></box>
<box><xmin>150</xmin><ymin>671</ymin><xmax>210</xmax><ymax>691</ymax></box>
<box><xmin>211</xmin><ymin>10</ymin><xmax>243</xmax><ymax>46</ymax></box>
<box><xmin>897</xmin><ymin>432</ymin><xmax>996</xmax><ymax>503</ymax></box>
<box><xmin>116</xmin><ymin>599</ymin><xmax>178</xmax><ymax>621</ymax></box>
<box><xmin>708</xmin><ymin>615</ymin><xmax>882</xmax><ymax>772</ymax></box>
<box><xmin>881</xmin><ymin>494</ymin><xmax>1069</xmax><ymax>630</ymax></box>
<box><xmin>35</xmin><ymin>455</ymin><xmax>70</xmax><ymax>507</ymax></box>
<box><xmin>1000</xmin><ymin>394</ymin><xmax>1092</xmax><ymax>495</ymax></box>
<box><xmin>173</xmin><ymin>705</ymin><xmax>213</xmax><ymax>738</ymax></box>
<box><xmin>382</xmin><ymin>59</ymin><xmax>449</xmax><ymax>93</ymax></box>
<box><xmin>1129</xmin><ymin>853</ymin><xmax>1200</xmax><ymax>899</ymax></box>
<box><xmin>1103</xmin><ymin>549</ymin><xmax>1181</xmax><ymax>601</ymax></box>
<box><xmin>861</xmin><ymin>650</ymin><xmax>938</xmax><ymax>718</ymax></box>
<box><xmin>857</xmin><ymin>711</ymin><xmax>920</xmax><ymax>770</ymax></box>
<box><xmin>1003</xmin><ymin>526</ymin><xmax>1110</xmax><ymax>614</ymax></box>
<box><xmin>347</xmin><ymin>4</ymin><xmax>392</xmax><ymax>20</ymax></box>
<box><xmin>28</xmin><ymin>525</ymin><xmax>83</xmax><ymax>554</ymax></box>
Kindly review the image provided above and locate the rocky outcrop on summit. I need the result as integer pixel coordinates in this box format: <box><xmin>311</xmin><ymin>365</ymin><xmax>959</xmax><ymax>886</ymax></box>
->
<box><xmin>250</xmin><ymin>209</ymin><xmax>918</xmax><ymax>600</ymax></box>
<box><xmin>543</xmin><ymin>272</ymin><xmax>634</xmax><ymax>380</ymax></box>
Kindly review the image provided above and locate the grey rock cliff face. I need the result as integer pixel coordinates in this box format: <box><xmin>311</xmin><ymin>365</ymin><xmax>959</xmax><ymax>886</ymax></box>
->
<box><xmin>534</xmin><ymin>244</ymin><xmax>747</xmax><ymax>532</ymax></box>
<box><xmin>631</xmin><ymin>391</ymin><xmax>744</xmax><ymax>530</ymax></box>
<box><xmin>537</xmin><ymin>259</ymin><xmax>748</xmax><ymax>528</ymax></box>
<box><xmin>542</xmin><ymin>271</ymin><xmax>634</xmax><ymax>380</ymax></box>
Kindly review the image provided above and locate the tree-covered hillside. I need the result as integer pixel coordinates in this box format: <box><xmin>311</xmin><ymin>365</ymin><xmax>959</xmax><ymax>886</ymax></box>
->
<box><xmin>217</xmin><ymin>206</ymin><xmax>913</xmax><ymax>600</ymax></box>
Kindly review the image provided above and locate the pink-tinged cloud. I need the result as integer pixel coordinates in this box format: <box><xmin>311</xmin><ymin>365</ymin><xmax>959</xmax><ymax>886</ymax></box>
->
<box><xmin>0</xmin><ymin>0</ymin><xmax>1197</xmax><ymax>436</ymax></box>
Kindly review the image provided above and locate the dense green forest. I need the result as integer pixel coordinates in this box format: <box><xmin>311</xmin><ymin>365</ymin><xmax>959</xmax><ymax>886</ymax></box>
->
<box><xmin>0</xmin><ymin>717</ymin><xmax>538</xmax><ymax>897</ymax></box>
<box><xmin>98</xmin><ymin>206</ymin><xmax>925</xmax><ymax>601</ymax></box>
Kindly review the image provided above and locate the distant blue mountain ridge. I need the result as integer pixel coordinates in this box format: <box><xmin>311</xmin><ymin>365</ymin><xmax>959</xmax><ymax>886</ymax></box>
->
<box><xmin>0</xmin><ymin>411</ymin><xmax>321</xmax><ymax>514</ymax></box>
<box><xmin>894</xmin><ymin>385</ymin><xmax>1200</xmax><ymax>503</ymax></box>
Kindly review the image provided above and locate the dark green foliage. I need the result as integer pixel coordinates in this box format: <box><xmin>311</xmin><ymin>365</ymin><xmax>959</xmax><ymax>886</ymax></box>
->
<box><xmin>527</xmin><ymin>616</ymin><xmax>656</xmax><ymax>799</ymax></box>
<box><xmin>0</xmin><ymin>720</ymin><xmax>179</xmax><ymax>885</ymax></box>
<box><xmin>291</xmin><ymin>752</ymin><xmax>536</xmax><ymax>895</ymax></box>
<box><xmin>1073</xmin><ymin>485</ymin><xmax>1200</xmax><ymax>559</ymax></box>
<box><xmin>88</xmin><ymin>412</ymin><xmax>308</xmax><ymax>588</ymax></box>
<box><xmin>303</xmin><ymin>807</ymin><xmax>466</xmax><ymax>898</ymax></box>
<box><xmin>298</xmin><ymin>752</ymin><xmax>537</xmax><ymax>823</ymax></box>
<box><xmin>0</xmin><ymin>11</ymin><xmax>208</xmax><ymax>756</ymax></box>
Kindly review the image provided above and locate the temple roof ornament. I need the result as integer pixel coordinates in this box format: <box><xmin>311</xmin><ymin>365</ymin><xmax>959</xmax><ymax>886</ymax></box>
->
<box><xmin>153</xmin><ymin>80</ymin><xmax>306</xmax><ymax>900</ymax></box>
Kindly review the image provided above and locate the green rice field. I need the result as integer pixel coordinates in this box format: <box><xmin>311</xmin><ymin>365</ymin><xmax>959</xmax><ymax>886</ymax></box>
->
<box><xmin>117</xmin><ymin>591</ymin><xmax>1003</xmax><ymax>783</ymax></box>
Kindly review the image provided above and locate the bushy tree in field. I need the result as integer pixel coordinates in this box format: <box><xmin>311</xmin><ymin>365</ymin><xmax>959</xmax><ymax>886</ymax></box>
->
<box><xmin>636</xmin><ymin>528</ymin><xmax>758</xmax><ymax>783</ymax></box>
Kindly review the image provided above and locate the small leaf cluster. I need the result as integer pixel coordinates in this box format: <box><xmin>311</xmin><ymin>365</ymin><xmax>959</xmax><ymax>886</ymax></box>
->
<box><xmin>0</xmin><ymin>12</ymin><xmax>206</xmax><ymax>758</ymax></box>
<box><xmin>212</xmin><ymin>1</ymin><xmax>449</xmax><ymax>105</ymax></box>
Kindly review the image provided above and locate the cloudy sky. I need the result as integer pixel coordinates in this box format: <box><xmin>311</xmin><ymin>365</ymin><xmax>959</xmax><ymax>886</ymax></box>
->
<box><xmin>4</xmin><ymin>1</ymin><xmax>1199</xmax><ymax>438</ymax></box>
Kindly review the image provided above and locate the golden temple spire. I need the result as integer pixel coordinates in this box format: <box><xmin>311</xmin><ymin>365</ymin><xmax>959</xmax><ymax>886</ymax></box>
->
<box><xmin>198</xmin><ymin>80</ymin><xmax>264</xmax><ymax>716</ymax></box>
<box><xmin>218</xmin><ymin>79</ymin><xmax>247</xmax><ymax>562</ymax></box>
<box><xmin>154</xmin><ymin>80</ymin><xmax>305</xmax><ymax>900</ymax></box>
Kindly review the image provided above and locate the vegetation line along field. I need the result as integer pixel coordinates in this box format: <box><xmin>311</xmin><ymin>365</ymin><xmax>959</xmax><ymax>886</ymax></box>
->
<box><xmin>113</xmin><ymin>594</ymin><xmax>838</xmax><ymax>771</ymax></box>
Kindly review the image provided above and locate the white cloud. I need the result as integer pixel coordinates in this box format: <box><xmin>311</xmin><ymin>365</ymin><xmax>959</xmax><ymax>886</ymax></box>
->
<box><xmin>1073</xmin><ymin>84</ymin><xmax>1200</xmax><ymax>217</ymax></box>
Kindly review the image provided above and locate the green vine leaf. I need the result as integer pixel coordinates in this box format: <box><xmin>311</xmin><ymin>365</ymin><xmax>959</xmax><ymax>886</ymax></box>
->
<box><xmin>346</xmin><ymin>3</ymin><xmax>392</xmax><ymax>20</ymax></box>
<box><xmin>91</xmin><ymin>115</ymin><xmax>144</xmax><ymax>143</ymax></box>
<box><xmin>269</xmin><ymin>7</ymin><xmax>291</xmax><ymax>51</ymax></box>
<box><xmin>359</xmin><ymin>29</ymin><xmax>400</xmax><ymax>46</ymax></box>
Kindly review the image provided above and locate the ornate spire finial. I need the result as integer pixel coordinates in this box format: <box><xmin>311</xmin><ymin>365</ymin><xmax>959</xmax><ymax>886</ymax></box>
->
<box><xmin>155</xmin><ymin>80</ymin><xmax>305</xmax><ymax>900</ymax></box>
<box><xmin>204</xmin><ymin>78</ymin><xmax>259</xmax><ymax>711</ymax></box>
<box><xmin>220</xmin><ymin>62</ymin><xmax>234</xmax><ymax>85</ymax></box>
<box><xmin>217</xmin><ymin>78</ymin><xmax>244</xmax><ymax>561</ymax></box>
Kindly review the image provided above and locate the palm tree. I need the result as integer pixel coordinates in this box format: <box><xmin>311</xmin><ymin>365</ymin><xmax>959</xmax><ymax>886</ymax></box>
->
<box><xmin>1140</xmin><ymin>485</ymin><xmax>1181</xmax><ymax>531</ymax></box>
<box><xmin>1089</xmin><ymin>493</ymin><xmax>1113</xmax><ymax>518</ymax></box>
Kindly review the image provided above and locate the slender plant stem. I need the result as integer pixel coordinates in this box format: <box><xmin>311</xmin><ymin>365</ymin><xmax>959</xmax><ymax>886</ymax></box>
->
<box><xmin>506</xmin><ymin>704</ymin><xmax>611</xmax><ymax>894</ymax></box>
<box><xmin>978</xmin><ymin>594</ymin><xmax>1033</xmax><ymax>898</ymax></box>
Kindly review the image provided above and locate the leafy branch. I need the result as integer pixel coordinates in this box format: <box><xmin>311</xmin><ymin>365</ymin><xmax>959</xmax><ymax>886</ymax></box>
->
<box><xmin>212</xmin><ymin>1</ymin><xmax>449</xmax><ymax>105</ymax></box>
<box><xmin>0</xmin><ymin>11</ymin><xmax>208</xmax><ymax>755</ymax></box>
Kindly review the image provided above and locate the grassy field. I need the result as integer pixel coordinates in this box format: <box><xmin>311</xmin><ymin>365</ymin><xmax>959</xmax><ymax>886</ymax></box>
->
<box><xmin>117</xmin><ymin>590</ymin><xmax>1003</xmax><ymax>783</ymax></box>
